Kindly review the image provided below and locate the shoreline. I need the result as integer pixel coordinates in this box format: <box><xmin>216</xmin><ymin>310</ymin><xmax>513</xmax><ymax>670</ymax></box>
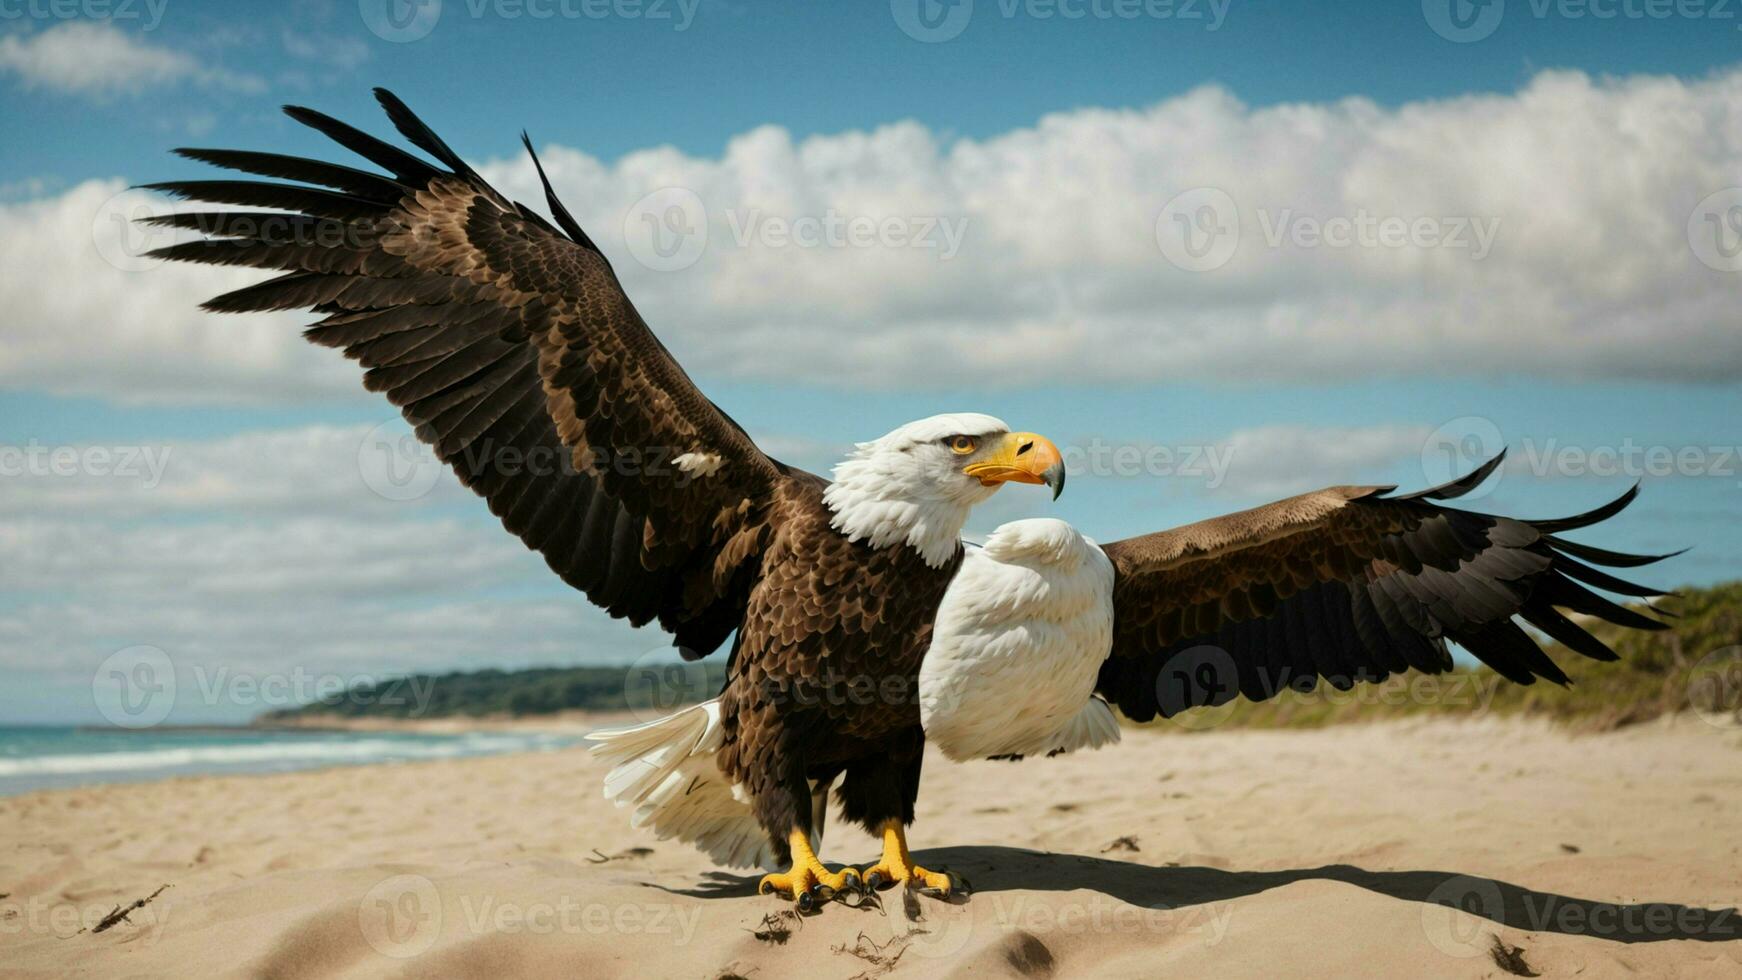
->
<box><xmin>249</xmin><ymin>707</ymin><xmax>637</xmax><ymax>734</ymax></box>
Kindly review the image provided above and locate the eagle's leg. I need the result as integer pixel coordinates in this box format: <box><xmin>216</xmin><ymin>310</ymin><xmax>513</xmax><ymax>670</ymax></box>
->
<box><xmin>757</xmin><ymin>828</ymin><xmax>860</xmax><ymax>904</ymax></box>
<box><xmin>861</xmin><ymin>820</ymin><xmax>953</xmax><ymax>894</ymax></box>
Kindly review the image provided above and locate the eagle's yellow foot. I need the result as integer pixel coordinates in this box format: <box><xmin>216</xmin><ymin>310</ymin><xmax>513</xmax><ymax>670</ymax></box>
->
<box><xmin>758</xmin><ymin>829</ymin><xmax>860</xmax><ymax>910</ymax></box>
<box><xmin>861</xmin><ymin>819</ymin><xmax>955</xmax><ymax>894</ymax></box>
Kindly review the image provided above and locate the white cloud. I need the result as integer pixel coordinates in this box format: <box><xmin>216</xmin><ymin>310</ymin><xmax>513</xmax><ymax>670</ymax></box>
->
<box><xmin>0</xmin><ymin>179</ymin><xmax>360</xmax><ymax>404</ymax></box>
<box><xmin>281</xmin><ymin>29</ymin><xmax>370</xmax><ymax>71</ymax></box>
<box><xmin>487</xmin><ymin>68</ymin><xmax>1742</xmax><ymax>388</ymax></box>
<box><xmin>1212</xmin><ymin>424</ymin><xmax>1435</xmax><ymax>498</ymax></box>
<box><xmin>0</xmin><ymin>21</ymin><xmax>264</xmax><ymax>97</ymax></box>
<box><xmin>4</xmin><ymin>67</ymin><xmax>1742</xmax><ymax>405</ymax></box>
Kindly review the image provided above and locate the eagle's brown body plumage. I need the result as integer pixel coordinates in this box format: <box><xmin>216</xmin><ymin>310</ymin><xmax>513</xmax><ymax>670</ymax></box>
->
<box><xmin>719</xmin><ymin>479</ymin><xmax>963</xmax><ymax>854</ymax></box>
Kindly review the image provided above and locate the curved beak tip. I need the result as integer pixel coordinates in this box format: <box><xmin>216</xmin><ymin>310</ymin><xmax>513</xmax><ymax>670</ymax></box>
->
<box><xmin>1043</xmin><ymin>463</ymin><xmax>1065</xmax><ymax>501</ymax></box>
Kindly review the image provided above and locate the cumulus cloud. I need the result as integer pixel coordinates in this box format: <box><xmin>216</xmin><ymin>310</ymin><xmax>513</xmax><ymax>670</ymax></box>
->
<box><xmin>0</xmin><ymin>21</ymin><xmax>264</xmax><ymax>97</ymax></box>
<box><xmin>5</xmin><ymin>67</ymin><xmax>1741</xmax><ymax>405</ymax></box>
<box><xmin>487</xmin><ymin>68</ymin><xmax>1742</xmax><ymax>388</ymax></box>
<box><xmin>0</xmin><ymin>179</ymin><xmax>360</xmax><ymax>404</ymax></box>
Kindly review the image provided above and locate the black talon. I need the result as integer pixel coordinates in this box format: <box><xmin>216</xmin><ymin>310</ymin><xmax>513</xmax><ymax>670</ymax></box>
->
<box><xmin>865</xmin><ymin>870</ymin><xmax>888</xmax><ymax>891</ymax></box>
<box><xmin>796</xmin><ymin>890</ymin><xmax>816</xmax><ymax>913</ymax></box>
<box><xmin>758</xmin><ymin>879</ymin><xmax>777</xmax><ymax>897</ymax></box>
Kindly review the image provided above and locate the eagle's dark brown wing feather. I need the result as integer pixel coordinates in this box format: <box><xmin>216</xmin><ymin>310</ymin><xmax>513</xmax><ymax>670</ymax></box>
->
<box><xmin>145</xmin><ymin>89</ymin><xmax>807</xmax><ymax>657</ymax></box>
<box><xmin>1095</xmin><ymin>455</ymin><xmax>1675</xmax><ymax>720</ymax></box>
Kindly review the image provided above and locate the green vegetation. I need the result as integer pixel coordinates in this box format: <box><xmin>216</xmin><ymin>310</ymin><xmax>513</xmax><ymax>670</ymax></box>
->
<box><xmin>1148</xmin><ymin>581</ymin><xmax>1742</xmax><ymax>732</ymax></box>
<box><xmin>260</xmin><ymin>661</ymin><xmax>729</xmax><ymax>722</ymax></box>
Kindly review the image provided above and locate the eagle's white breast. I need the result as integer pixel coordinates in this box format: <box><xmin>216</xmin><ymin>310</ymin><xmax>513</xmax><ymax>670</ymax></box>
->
<box><xmin>919</xmin><ymin>518</ymin><xmax>1121</xmax><ymax>761</ymax></box>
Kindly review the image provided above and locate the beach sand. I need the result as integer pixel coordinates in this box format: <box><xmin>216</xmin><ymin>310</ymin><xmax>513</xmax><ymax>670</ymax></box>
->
<box><xmin>3</xmin><ymin>715</ymin><xmax>1738</xmax><ymax>979</ymax></box>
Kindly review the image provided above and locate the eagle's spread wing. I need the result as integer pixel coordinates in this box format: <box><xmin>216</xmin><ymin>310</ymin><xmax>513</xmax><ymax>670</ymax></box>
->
<box><xmin>147</xmin><ymin>89</ymin><xmax>809</xmax><ymax>657</ymax></box>
<box><xmin>1094</xmin><ymin>455</ymin><xmax>1675</xmax><ymax>721</ymax></box>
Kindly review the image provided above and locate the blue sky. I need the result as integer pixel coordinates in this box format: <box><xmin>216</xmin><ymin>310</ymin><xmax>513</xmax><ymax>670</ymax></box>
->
<box><xmin>2</xmin><ymin>0</ymin><xmax>1740</xmax><ymax>723</ymax></box>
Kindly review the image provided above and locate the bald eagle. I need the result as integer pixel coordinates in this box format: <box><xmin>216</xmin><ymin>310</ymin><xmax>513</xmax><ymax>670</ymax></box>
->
<box><xmin>150</xmin><ymin>91</ymin><xmax>1671</xmax><ymax>907</ymax></box>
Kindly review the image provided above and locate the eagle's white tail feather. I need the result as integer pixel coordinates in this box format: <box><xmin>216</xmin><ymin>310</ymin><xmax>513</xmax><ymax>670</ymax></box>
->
<box><xmin>589</xmin><ymin>700</ymin><xmax>775</xmax><ymax>870</ymax></box>
<box><xmin>1045</xmin><ymin>695</ymin><xmax>1122</xmax><ymax>756</ymax></box>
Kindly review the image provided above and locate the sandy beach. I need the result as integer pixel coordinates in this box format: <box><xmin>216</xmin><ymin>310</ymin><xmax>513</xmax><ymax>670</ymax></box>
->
<box><xmin>3</xmin><ymin>715</ymin><xmax>1738</xmax><ymax>979</ymax></box>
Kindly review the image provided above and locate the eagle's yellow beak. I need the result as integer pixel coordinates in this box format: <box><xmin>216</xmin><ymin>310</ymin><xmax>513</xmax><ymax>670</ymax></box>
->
<box><xmin>963</xmin><ymin>432</ymin><xmax>1066</xmax><ymax>500</ymax></box>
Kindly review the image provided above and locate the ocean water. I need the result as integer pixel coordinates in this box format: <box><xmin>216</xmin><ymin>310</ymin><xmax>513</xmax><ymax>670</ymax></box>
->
<box><xmin>0</xmin><ymin>725</ymin><xmax>587</xmax><ymax>796</ymax></box>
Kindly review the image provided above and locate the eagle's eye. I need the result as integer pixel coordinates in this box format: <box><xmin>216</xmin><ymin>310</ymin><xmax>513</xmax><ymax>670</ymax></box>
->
<box><xmin>947</xmin><ymin>435</ymin><xmax>977</xmax><ymax>455</ymax></box>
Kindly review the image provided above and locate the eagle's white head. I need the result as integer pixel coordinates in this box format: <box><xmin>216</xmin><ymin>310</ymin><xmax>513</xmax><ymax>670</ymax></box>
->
<box><xmin>823</xmin><ymin>413</ymin><xmax>1065</xmax><ymax>568</ymax></box>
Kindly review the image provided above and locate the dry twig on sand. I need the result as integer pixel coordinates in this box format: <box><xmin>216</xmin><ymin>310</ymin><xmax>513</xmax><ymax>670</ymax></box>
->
<box><xmin>92</xmin><ymin>885</ymin><xmax>169</xmax><ymax>934</ymax></box>
<box><xmin>748</xmin><ymin>910</ymin><xmax>799</xmax><ymax>945</ymax></box>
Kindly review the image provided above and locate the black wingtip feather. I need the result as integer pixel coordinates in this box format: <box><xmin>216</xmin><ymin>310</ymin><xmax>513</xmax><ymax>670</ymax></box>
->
<box><xmin>372</xmin><ymin>88</ymin><xmax>478</xmax><ymax>181</ymax></box>
<box><xmin>1522</xmin><ymin>600</ymin><xmax>1623</xmax><ymax>664</ymax></box>
<box><xmin>1402</xmin><ymin>449</ymin><xmax>1507</xmax><ymax>501</ymax></box>
<box><xmin>1552</xmin><ymin>554</ymin><xmax>1673</xmax><ymax>599</ymax></box>
<box><xmin>518</xmin><ymin>130</ymin><xmax>603</xmax><ymax>254</ymax></box>
<box><xmin>170</xmin><ymin>146</ymin><xmax>406</xmax><ymax>202</ymax></box>
<box><xmin>1530</xmin><ymin>483</ymin><xmax>1642</xmax><ymax>533</ymax></box>
<box><xmin>283</xmin><ymin>103</ymin><xmax>440</xmax><ymax>182</ymax></box>
<box><xmin>1545</xmin><ymin>536</ymin><xmax>1686</xmax><ymax>569</ymax></box>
